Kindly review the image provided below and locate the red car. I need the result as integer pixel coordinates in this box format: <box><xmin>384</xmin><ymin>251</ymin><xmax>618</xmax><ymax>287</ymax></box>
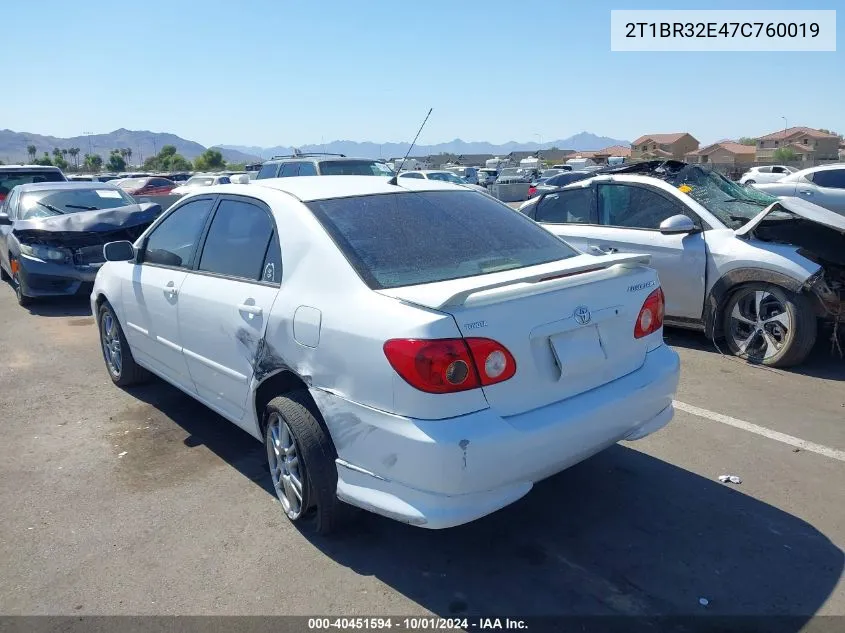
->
<box><xmin>115</xmin><ymin>176</ymin><xmax>176</xmax><ymax>196</ymax></box>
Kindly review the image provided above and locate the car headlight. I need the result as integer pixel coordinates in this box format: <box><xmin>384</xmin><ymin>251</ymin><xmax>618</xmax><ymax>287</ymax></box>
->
<box><xmin>19</xmin><ymin>243</ymin><xmax>69</xmax><ymax>262</ymax></box>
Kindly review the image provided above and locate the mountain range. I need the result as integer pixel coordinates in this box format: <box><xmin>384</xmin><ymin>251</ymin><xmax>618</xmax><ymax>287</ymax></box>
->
<box><xmin>219</xmin><ymin>132</ymin><xmax>630</xmax><ymax>160</ymax></box>
<box><xmin>0</xmin><ymin>129</ymin><xmax>628</xmax><ymax>165</ymax></box>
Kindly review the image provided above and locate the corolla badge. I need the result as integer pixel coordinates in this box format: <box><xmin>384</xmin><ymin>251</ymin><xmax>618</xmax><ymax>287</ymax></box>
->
<box><xmin>573</xmin><ymin>305</ymin><xmax>592</xmax><ymax>325</ymax></box>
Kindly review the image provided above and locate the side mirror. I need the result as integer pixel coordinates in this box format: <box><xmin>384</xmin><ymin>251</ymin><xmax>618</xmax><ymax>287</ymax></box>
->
<box><xmin>0</xmin><ymin>212</ymin><xmax>11</xmax><ymax>226</ymax></box>
<box><xmin>659</xmin><ymin>214</ymin><xmax>697</xmax><ymax>235</ymax></box>
<box><xmin>103</xmin><ymin>240</ymin><xmax>135</xmax><ymax>262</ymax></box>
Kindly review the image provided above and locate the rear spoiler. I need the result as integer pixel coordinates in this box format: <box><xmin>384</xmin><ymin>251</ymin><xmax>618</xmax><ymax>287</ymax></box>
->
<box><xmin>439</xmin><ymin>253</ymin><xmax>651</xmax><ymax>308</ymax></box>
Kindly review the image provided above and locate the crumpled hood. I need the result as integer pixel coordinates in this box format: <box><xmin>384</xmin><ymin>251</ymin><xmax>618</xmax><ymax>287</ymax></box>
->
<box><xmin>13</xmin><ymin>202</ymin><xmax>162</xmax><ymax>234</ymax></box>
<box><xmin>735</xmin><ymin>197</ymin><xmax>845</xmax><ymax>236</ymax></box>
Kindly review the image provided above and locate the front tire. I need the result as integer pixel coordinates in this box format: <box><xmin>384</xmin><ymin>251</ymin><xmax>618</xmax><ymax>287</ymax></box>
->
<box><xmin>11</xmin><ymin>259</ymin><xmax>32</xmax><ymax>307</ymax></box>
<box><xmin>722</xmin><ymin>283</ymin><xmax>817</xmax><ymax>368</ymax></box>
<box><xmin>98</xmin><ymin>302</ymin><xmax>150</xmax><ymax>386</ymax></box>
<box><xmin>745</xmin><ymin>180</ymin><xmax>756</xmax><ymax>185</ymax></box>
<box><xmin>264</xmin><ymin>390</ymin><xmax>344</xmax><ymax>535</ymax></box>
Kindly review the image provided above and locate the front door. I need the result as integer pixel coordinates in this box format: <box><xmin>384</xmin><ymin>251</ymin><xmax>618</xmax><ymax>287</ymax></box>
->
<box><xmin>121</xmin><ymin>196</ymin><xmax>216</xmax><ymax>391</ymax></box>
<box><xmin>537</xmin><ymin>182</ymin><xmax>708</xmax><ymax>321</ymax></box>
<box><xmin>177</xmin><ymin>197</ymin><xmax>282</xmax><ymax>426</ymax></box>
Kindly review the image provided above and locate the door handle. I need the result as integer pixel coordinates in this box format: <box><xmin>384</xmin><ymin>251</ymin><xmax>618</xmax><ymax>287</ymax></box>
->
<box><xmin>590</xmin><ymin>244</ymin><xmax>618</xmax><ymax>255</ymax></box>
<box><xmin>798</xmin><ymin>190</ymin><xmax>813</xmax><ymax>196</ymax></box>
<box><xmin>238</xmin><ymin>303</ymin><xmax>263</xmax><ymax>317</ymax></box>
<box><xmin>164</xmin><ymin>281</ymin><xmax>178</xmax><ymax>297</ymax></box>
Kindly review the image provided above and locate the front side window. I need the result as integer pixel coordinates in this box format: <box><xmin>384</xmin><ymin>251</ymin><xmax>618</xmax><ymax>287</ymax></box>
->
<box><xmin>598</xmin><ymin>184</ymin><xmax>687</xmax><ymax>229</ymax></box>
<box><xmin>399</xmin><ymin>172</ymin><xmax>424</xmax><ymax>179</ymax></box>
<box><xmin>198</xmin><ymin>198</ymin><xmax>276</xmax><ymax>281</ymax></box>
<box><xmin>318</xmin><ymin>160</ymin><xmax>394</xmax><ymax>176</ymax></box>
<box><xmin>811</xmin><ymin>168</ymin><xmax>845</xmax><ymax>189</ymax></box>
<box><xmin>297</xmin><ymin>162</ymin><xmax>317</xmax><ymax>176</ymax></box>
<box><xmin>307</xmin><ymin>190</ymin><xmax>578</xmax><ymax>290</ymax></box>
<box><xmin>278</xmin><ymin>162</ymin><xmax>300</xmax><ymax>177</ymax></box>
<box><xmin>143</xmin><ymin>198</ymin><xmax>215</xmax><ymax>268</ymax></box>
<box><xmin>535</xmin><ymin>188</ymin><xmax>594</xmax><ymax>224</ymax></box>
<box><xmin>256</xmin><ymin>163</ymin><xmax>279</xmax><ymax>179</ymax></box>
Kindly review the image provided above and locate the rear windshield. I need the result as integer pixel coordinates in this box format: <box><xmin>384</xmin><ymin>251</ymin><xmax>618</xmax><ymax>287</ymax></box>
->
<box><xmin>307</xmin><ymin>190</ymin><xmax>578</xmax><ymax>289</ymax></box>
<box><xmin>0</xmin><ymin>170</ymin><xmax>65</xmax><ymax>198</ymax></box>
<box><xmin>318</xmin><ymin>160</ymin><xmax>394</xmax><ymax>176</ymax></box>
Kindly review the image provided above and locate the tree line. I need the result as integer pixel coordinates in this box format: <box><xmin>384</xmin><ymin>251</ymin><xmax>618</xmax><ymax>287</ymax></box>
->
<box><xmin>24</xmin><ymin>143</ymin><xmax>240</xmax><ymax>173</ymax></box>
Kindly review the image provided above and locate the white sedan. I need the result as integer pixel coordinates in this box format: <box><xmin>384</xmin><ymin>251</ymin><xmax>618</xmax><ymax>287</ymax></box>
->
<box><xmin>398</xmin><ymin>169</ymin><xmax>488</xmax><ymax>193</ymax></box>
<box><xmin>171</xmin><ymin>174</ymin><xmax>231</xmax><ymax>195</ymax></box>
<box><xmin>91</xmin><ymin>177</ymin><xmax>679</xmax><ymax>533</ymax></box>
<box><xmin>751</xmin><ymin>164</ymin><xmax>845</xmax><ymax>215</ymax></box>
<box><xmin>739</xmin><ymin>165</ymin><xmax>796</xmax><ymax>185</ymax></box>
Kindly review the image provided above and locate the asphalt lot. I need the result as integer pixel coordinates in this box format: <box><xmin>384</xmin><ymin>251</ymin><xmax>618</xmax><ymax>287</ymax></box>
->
<box><xmin>0</xmin><ymin>282</ymin><xmax>843</xmax><ymax>626</ymax></box>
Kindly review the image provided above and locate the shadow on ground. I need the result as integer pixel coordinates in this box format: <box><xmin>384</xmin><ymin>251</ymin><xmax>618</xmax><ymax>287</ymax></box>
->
<box><xmin>665</xmin><ymin>327</ymin><xmax>845</xmax><ymax>381</ymax></box>
<box><xmin>23</xmin><ymin>295</ymin><xmax>93</xmax><ymax>318</ymax></box>
<box><xmin>124</xmin><ymin>378</ymin><xmax>843</xmax><ymax>627</ymax></box>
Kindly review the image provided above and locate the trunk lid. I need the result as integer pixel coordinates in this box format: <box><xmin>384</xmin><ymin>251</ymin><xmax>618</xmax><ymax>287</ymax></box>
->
<box><xmin>378</xmin><ymin>253</ymin><xmax>661</xmax><ymax>416</ymax></box>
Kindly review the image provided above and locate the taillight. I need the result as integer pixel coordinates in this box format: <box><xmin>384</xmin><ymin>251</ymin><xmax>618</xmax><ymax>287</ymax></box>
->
<box><xmin>634</xmin><ymin>288</ymin><xmax>665</xmax><ymax>338</ymax></box>
<box><xmin>383</xmin><ymin>337</ymin><xmax>516</xmax><ymax>394</ymax></box>
<box><xmin>527</xmin><ymin>186</ymin><xmax>536</xmax><ymax>197</ymax></box>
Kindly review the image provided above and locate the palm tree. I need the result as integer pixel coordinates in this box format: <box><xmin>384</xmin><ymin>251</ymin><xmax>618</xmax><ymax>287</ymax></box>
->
<box><xmin>52</xmin><ymin>147</ymin><xmax>62</xmax><ymax>161</ymax></box>
<box><xmin>68</xmin><ymin>147</ymin><xmax>80</xmax><ymax>170</ymax></box>
<box><xmin>27</xmin><ymin>144</ymin><xmax>37</xmax><ymax>162</ymax></box>
<box><xmin>124</xmin><ymin>147</ymin><xmax>132</xmax><ymax>167</ymax></box>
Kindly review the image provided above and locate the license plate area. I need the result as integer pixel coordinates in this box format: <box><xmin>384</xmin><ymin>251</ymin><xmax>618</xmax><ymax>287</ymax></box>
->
<box><xmin>548</xmin><ymin>325</ymin><xmax>608</xmax><ymax>380</ymax></box>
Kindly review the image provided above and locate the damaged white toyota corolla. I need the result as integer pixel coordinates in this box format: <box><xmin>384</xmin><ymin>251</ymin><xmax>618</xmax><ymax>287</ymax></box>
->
<box><xmin>91</xmin><ymin>177</ymin><xmax>680</xmax><ymax>533</ymax></box>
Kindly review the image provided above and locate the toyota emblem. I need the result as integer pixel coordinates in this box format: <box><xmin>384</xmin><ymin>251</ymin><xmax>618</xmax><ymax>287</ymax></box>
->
<box><xmin>573</xmin><ymin>305</ymin><xmax>592</xmax><ymax>325</ymax></box>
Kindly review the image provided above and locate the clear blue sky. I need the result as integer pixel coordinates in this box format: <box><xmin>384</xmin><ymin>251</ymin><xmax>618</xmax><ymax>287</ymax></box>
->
<box><xmin>5</xmin><ymin>0</ymin><xmax>843</xmax><ymax>147</ymax></box>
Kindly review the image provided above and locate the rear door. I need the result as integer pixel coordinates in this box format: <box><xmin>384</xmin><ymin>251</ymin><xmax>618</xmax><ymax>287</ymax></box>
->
<box><xmin>177</xmin><ymin>196</ymin><xmax>281</xmax><ymax>425</ymax></box>
<box><xmin>537</xmin><ymin>182</ymin><xmax>707</xmax><ymax>321</ymax></box>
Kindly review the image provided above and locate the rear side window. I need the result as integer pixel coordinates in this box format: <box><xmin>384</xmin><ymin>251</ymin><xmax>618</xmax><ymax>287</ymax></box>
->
<box><xmin>256</xmin><ymin>163</ymin><xmax>278</xmax><ymax>179</ymax></box>
<box><xmin>811</xmin><ymin>168</ymin><xmax>845</xmax><ymax>189</ymax></box>
<box><xmin>144</xmin><ymin>198</ymin><xmax>215</xmax><ymax>268</ymax></box>
<box><xmin>307</xmin><ymin>191</ymin><xmax>578</xmax><ymax>290</ymax></box>
<box><xmin>318</xmin><ymin>160</ymin><xmax>394</xmax><ymax>176</ymax></box>
<box><xmin>278</xmin><ymin>162</ymin><xmax>300</xmax><ymax>177</ymax></box>
<box><xmin>198</xmin><ymin>198</ymin><xmax>276</xmax><ymax>281</ymax></box>
<box><xmin>535</xmin><ymin>189</ymin><xmax>594</xmax><ymax>224</ymax></box>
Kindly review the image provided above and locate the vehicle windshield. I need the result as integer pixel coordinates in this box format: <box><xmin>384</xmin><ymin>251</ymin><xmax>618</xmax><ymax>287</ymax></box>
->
<box><xmin>19</xmin><ymin>187</ymin><xmax>135</xmax><ymax>219</ymax></box>
<box><xmin>0</xmin><ymin>170</ymin><xmax>65</xmax><ymax>200</ymax></box>
<box><xmin>427</xmin><ymin>172</ymin><xmax>465</xmax><ymax>184</ymax></box>
<box><xmin>307</xmin><ymin>190</ymin><xmax>578</xmax><ymax>289</ymax></box>
<box><xmin>672</xmin><ymin>167</ymin><xmax>778</xmax><ymax>228</ymax></box>
<box><xmin>318</xmin><ymin>160</ymin><xmax>395</xmax><ymax>176</ymax></box>
<box><xmin>184</xmin><ymin>177</ymin><xmax>215</xmax><ymax>187</ymax></box>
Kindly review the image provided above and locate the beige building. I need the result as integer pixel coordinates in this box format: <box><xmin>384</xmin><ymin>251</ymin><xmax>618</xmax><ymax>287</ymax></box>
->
<box><xmin>685</xmin><ymin>141</ymin><xmax>756</xmax><ymax>165</ymax></box>
<box><xmin>755</xmin><ymin>127</ymin><xmax>840</xmax><ymax>161</ymax></box>
<box><xmin>631</xmin><ymin>133</ymin><xmax>699</xmax><ymax>160</ymax></box>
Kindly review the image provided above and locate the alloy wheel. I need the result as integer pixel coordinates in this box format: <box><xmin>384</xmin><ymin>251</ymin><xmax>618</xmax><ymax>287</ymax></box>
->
<box><xmin>727</xmin><ymin>289</ymin><xmax>791</xmax><ymax>362</ymax></box>
<box><xmin>266</xmin><ymin>413</ymin><xmax>305</xmax><ymax>519</ymax></box>
<box><xmin>100</xmin><ymin>312</ymin><xmax>123</xmax><ymax>378</ymax></box>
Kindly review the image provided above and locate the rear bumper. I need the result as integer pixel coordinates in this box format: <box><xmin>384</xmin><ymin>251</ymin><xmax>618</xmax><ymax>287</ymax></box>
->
<box><xmin>314</xmin><ymin>344</ymin><xmax>680</xmax><ymax>529</ymax></box>
<box><xmin>17</xmin><ymin>255</ymin><xmax>101</xmax><ymax>297</ymax></box>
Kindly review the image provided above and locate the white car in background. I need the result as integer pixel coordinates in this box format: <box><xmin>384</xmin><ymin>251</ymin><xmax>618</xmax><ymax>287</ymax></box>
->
<box><xmin>91</xmin><ymin>177</ymin><xmax>679</xmax><ymax>534</ymax></box>
<box><xmin>750</xmin><ymin>164</ymin><xmax>845</xmax><ymax>215</ymax></box>
<box><xmin>739</xmin><ymin>165</ymin><xmax>796</xmax><ymax>185</ymax></box>
<box><xmin>519</xmin><ymin>161</ymin><xmax>845</xmax><ymax>368</ymax></box>
<box><xmin>397</xmin><ymin>169</ymin><xmax>488</xmax><ymax>193</ymax></box>
<box><xmin>171</xmin><ymin>174</ymin><xmax>231</xmax><ymax>195</ymax></box>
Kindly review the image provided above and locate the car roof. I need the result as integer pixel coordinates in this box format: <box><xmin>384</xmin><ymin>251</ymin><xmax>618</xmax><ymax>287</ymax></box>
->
<box><xmin>265</xmin><ymin>156</ymin><xmax>382</xmax><ymax>163</ymax></box>
<box><xmin>15</xmin><ymin>181</ymin><xmax>122</xmax><ymax>192</ymax></box>
<box><xmin>0</xmin><ymin>165</ymin><xmax>64</xmax><ymax>171</ymax></box>
<box><xmin>805</xmin><ymin>163</ymin><xmax>845</xmax><ymax>172</ymax></box>
<box><xmin>200</xmin><ymin>175</ymin><xmax>466</xmax><ymax>202</ymax></box>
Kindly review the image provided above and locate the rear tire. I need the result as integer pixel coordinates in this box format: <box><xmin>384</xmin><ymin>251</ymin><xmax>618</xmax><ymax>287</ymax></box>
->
<box><xmin>98</xmin><ymin>302</ymin><xmax>150</xmax><ymax>386</ymax></box>
<box><xmin>745</xmin><ymin>180</ymin><xmax>756</xmax><ymax>185</ymax></box>
<box><xmin>0</xmin><ymin>260</ymin><xmax>9</xmax><ymax>282</ymax></box>
<box><xmin>722</xmin><ymin>283</ymin><xmax>817</xmax><ymax>368</ymax></box>
<box><xmin>264</xmin><ymin>390</ymin><xmax>346</xmax><ymax>535</ymax></box>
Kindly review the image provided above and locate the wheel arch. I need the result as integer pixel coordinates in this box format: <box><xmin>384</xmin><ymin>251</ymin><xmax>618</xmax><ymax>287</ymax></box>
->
<box><xmin>704</xmin><ymin>267</ymin><xmax>805</xmax><ymax>339</ymax></box>
<box><xmin>253</xmin><ymin>369</ymin><xmax>317</xmax><ymax>437</ymax></box>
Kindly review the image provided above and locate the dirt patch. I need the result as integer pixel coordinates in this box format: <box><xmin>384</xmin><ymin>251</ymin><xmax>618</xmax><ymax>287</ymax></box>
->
<box><xmin>68</xmin><ymin>317</ymin><xmax>95</xmax><ymax>327</ymax></box>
